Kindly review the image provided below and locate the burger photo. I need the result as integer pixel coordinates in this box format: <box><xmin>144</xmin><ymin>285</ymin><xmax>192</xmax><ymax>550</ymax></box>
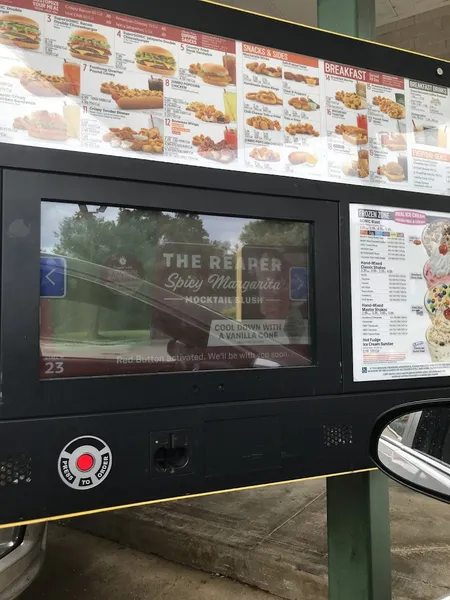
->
<box><xmin>200</xmin><ymin>63</ymin><xmax>231</xmax><ymax>87</ymax></box>
<box><xmin>135</xmin><ymin>45</ymin><xmax>176</xmax><ymax>75</ymax></box>
<box><xmin>68</xmin><ymin>29</ymin><xmax>111</xmax><ymax>64</ymax></box>
<box><xmin>26</xmin><ymin>110</ymin><xmax>68</xmax><ymax>141</ymax></box>
<box><xmin>0</xmin><ymin>14</ymin><xmax>40</xmax><ymax>50</ymax></box>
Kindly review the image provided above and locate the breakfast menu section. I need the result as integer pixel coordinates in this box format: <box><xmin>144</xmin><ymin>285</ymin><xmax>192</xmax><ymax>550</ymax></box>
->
<box><xmin>324</xmin><ymin>62</ymin><xmax>409</xmax><ymax>187</ymax></box>
<box><xmin>2</xmin><ymin>0</ymin><xmax>450</xmax><ymax>197</ymax></box>
<box><xmin>351</xmin><ymin>204</ymin><xmax>450</xmax><ymax>382</ymax></box>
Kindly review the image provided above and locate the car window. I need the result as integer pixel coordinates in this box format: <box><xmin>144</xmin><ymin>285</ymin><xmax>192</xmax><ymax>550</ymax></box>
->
<box><xmin>387</xmin><ymin>415</ymin><xmax>410</xmax><ymax>440</ymax></box>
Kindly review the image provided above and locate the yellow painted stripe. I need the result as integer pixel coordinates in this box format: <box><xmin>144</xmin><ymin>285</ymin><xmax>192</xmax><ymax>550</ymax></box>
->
<box><xmin>201</xmin><ymin>0</ymin><xmax>450</xmax><ymax>64</ymax></box>
<box><xmin>0</xmin><ymin>467</ymin><xmax>376</xmax><ymax>529</ymax></box>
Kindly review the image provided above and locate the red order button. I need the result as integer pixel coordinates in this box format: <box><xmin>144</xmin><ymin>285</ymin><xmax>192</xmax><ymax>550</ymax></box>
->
<box><xmin>76</xmin><ymin>453</ymin><xmax>95</xmax><ymax>472</ymax></box>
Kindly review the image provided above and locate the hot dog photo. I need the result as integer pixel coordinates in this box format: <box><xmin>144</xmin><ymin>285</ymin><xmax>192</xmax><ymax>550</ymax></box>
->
<box><xmin>4</xmin><ymin>55</ymin><xmax>81</xmax><ymax>97</ymax></box>
<box><xmin>100</xmin><ymin>78</ymin><xmax>164</xmax><ymax>110</ymax></box>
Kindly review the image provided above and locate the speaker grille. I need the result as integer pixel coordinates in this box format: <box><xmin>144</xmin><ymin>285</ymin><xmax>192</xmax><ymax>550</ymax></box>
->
<box><xmin>323</xmin><ymin>425</ymin><xmax>353</xmax><ymax>447</ymax></box>
<box><xmin>0</xmin><ymin>455</ymin><xmax>32</xmax><ymax>488</ymax></box>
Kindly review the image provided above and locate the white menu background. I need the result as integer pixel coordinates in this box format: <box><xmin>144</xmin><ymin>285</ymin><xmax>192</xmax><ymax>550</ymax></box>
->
<box><xmin>351</xmin><ymin>204</ymin><xmax>450</xmax><ymax>382</ymax></box>
<box><xmin>1</xmin><ymin>0</ymin><xmax>450</xmax><ymax>198</ymax></box>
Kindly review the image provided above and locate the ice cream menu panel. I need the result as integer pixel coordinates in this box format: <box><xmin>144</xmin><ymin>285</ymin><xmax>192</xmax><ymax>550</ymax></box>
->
<box><xmin>351</xmin><ymin>204</ymin><xmax>450</xmax><ymax>382</ymax></box>
<box><xmin>1</xmin><ymin>0</ymin><xmax>450</xmax><ymax>197</ymax></box>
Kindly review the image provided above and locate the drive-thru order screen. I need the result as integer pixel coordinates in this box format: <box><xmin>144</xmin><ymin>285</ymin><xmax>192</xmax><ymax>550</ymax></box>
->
<box><xmin>40</xmin><ymin>202</ymin><xmax>313</xmax><ymax>378</ymax></box>
<box><xmin>350</xmin><ymin>204</ymin><xmax>450</xmax><ymax>382</ymax></box>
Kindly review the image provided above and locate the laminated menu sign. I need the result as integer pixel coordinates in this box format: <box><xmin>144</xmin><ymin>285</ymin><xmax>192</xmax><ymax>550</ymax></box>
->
<box><xmin>1</xmin><ymin>0</ymin><xmax>450</xmax><ymax>199</ymax></box>
<box><xmin>409</xmin><ymin>80</ymin><xmax>450</xmax><ymax>195</ymax></box>
<box><xmin>324</xmin><ymin>62</ymin><xmax>409</xmax><ymax>186</ymax></box>
<box><xmin>240</xmin><ymin>43</ymin><xmax>323</xmax><ymax>176</ymax></box>
<box><xmin>350</xmin><ymin>204</ymin><xmax>450</xmax><ymax>382</ymax></box>
<box><xmin>324</xmin><ymin>62</ymin><xmax>371</xmax><ymax>184</ymax></box>
<box><xmin>0</xmin><ymin>0</ymin><xmax>238</xmax><ymax>164</ymax></box>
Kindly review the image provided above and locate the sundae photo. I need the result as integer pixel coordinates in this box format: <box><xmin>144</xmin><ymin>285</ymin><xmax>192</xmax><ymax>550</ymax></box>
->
<box><xmin>423</xmin><ymin>224</ymin><xmax>450</xmax><ymax>288</ymax></box>
<box><xmin>427</xmin><ymin>308</ymin><xmax>450</xmax><ymax>362</ymax></box>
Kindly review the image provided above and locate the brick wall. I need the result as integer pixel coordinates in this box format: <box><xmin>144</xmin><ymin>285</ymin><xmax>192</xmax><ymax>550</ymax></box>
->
<box><xmin>376</xmin><ymin>6</ymin><xmax>450</xmax><ymax>60</ymax></box>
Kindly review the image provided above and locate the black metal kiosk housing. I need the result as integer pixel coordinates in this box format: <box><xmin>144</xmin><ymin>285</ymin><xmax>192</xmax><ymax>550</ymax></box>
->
<box><xmin>0</xmin><ymin>0</ymin><xmax>449</xmax><ymax>526</ymax></box>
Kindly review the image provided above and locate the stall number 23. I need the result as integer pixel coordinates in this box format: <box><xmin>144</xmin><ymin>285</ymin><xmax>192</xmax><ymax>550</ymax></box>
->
<box><xmin>44</xmin><ymin>361</ymin><xmax>64</xmax><ymax>375</ymax></box>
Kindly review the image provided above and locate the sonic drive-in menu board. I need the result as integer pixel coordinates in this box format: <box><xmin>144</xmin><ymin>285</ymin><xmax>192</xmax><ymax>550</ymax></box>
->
<box><xmin>1</xmin><ymin>0</ymin><xmax>450</xmax><ymax>196</ymax></box>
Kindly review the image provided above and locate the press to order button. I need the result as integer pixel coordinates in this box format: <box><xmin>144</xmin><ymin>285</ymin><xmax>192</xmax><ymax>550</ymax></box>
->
<box><xmin>76</xmin><ymin>453</ymin><xmax>95</xmax><ymax>472</ymax></box>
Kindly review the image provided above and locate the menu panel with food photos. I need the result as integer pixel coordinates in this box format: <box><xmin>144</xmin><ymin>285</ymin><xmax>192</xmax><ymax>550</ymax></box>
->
<box><xmin>240</xmin><ymin>43</ymin><xmax>323</xmax><ymax>177</ymax></box>
<box><xmin>367</xmin><ymin>74</ymin><xmax>409</xmax><ymax>189</ymax></box>
<box><xmin>351</xmin><ymin>204</ymin><xmax>450</xmax><ymax>382</ymax></box>
<box><xmin>409</xmin><ymin>80</ymin><xmax>450</xmax><ymax>195</ymax></box>
<box><xmin>1</xmin><ymin>0</ymin><xmax>450</xmax><ymax>201</ymax></box>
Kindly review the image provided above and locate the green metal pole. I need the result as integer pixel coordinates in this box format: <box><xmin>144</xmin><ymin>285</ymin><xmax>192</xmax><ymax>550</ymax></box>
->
<box><xmin>327</xmin><ymin>471</ymin><xmax>392</xmax><ymax>600</ymax></box>
<box><xmin>317</xmin><ymin>0</ymin><xmax>375</xmax><ymax>40</ymax></box>
<box><xmin>317</xmin><ymin>3</ymin><xmax>391</xmax><ymax>600</ymax></box>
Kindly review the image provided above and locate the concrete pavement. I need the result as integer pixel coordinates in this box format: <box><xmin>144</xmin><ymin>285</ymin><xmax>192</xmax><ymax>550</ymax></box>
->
<box><xmin>21</xmin><ymin>525</ymin><xmax>274</xmax><ymax>600</ymax></box>
<box><xmin>73</xmin><ymin>476</ymin><xmax>450</xmax><ymax>600</ymax></box>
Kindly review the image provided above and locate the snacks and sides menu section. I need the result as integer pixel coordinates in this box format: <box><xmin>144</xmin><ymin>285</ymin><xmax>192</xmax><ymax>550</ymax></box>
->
<box><xmin>1</xmin><ymin>0</ymin><xmax>450</xmax><ymax>198</ymax></box>
<box><xmin>350</xmin><ymin>204</ymin><xmax>450</xmax><ymax>382</ymax></box>
<box><xmin>241</xmin><ymin>43</ymin><xmax>323</xmax><ymax>176</ymax></box>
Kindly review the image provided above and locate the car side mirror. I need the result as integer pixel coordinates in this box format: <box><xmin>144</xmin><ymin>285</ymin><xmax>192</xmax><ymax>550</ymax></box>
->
<box><xmin>370</xmin><ymin>400</ymin><xmax>450</xmax><ymax>504</ymax></box>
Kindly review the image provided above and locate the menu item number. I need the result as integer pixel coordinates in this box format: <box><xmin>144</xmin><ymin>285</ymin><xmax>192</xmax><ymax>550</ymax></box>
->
<box><xmin>68</xmin><ymin>29</ymin><xmax>112</xmax><ymax>64</ymax></box>
<box><xmin>136</xmin><ymin>45</ymin><xmax>176</xmax><ymax>76</ymax></box>
<box><xmin>0</xmin><ymin>14</ymin><xmax>40</xmax><ymax>50</ymax></box>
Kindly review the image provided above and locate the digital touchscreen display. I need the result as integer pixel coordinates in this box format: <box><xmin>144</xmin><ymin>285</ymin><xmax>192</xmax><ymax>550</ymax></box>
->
<box><xmin>40</xmin><ymin>201</ymin><xmax>313</xmax><ymax>378</ymax></box>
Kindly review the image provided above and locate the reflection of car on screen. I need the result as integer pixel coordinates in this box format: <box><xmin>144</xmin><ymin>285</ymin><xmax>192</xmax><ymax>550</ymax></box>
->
<box><xmin>40</xmin><ymin>254</ymin><xmax>312</xmax><ymax>378</ymax></box>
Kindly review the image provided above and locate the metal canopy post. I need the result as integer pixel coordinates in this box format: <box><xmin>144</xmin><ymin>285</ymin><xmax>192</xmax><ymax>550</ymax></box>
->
<box><xmin>326</xmin><ymin>471</ymin><xmax>391</xmax><ymax>599</ymax></box>
<box><xmin>318</xmin><ymin>0</ymin><xmax>391</xmax><ymax>598</ymax></box>
<box><xmin>317</xmin><ymin>0</ymin><xmax>375</xmax><ymax>40</ymax></box>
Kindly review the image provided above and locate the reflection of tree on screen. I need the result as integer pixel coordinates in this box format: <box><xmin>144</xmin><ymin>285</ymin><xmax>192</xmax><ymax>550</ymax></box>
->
<box><xmin>48</xmin><ymin>208</ymin><xmax>311</xmax><ymax>345</ymax></box>
<box><xmin>54</xmin><ymin>209</ymin><xmax>210</xmax><ymax>269</ymax></box>
<box><xmin>240</xmin><ymin>221</ymin><xmax>309</xmax><ymax>246</ymax></box>
<box><xmin>51</xmin><ymin>208</ymin><xmax>211</xmax><ymax>340</ymax></box>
